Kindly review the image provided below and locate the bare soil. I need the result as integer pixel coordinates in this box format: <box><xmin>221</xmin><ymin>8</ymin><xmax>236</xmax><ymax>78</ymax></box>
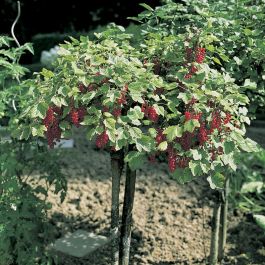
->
<box><xmin>46</xmin><ymin>129</ymin><xmax>265</xmax><ymax>265</ymax></box>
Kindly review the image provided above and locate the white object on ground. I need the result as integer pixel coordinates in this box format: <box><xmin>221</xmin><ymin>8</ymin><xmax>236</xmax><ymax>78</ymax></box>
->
<box><xmin>54</xmin><ymin>139</ymin><xmax>74</xmax><ymax>149</ymax></box>
<box><xmin>52</xmin><ymin>229</ymin><xmax>110</xmax><ymax>258</ymax></box>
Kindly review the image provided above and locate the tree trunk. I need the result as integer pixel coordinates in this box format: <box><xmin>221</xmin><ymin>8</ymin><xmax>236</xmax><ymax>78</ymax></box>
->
<box><xmin>119</xmin><ymin>164</ymin><xmax>136</xmax><ymax>265</ymax></box>
<box><xmin>110</xmin><ymin>150</ymin><xmax>124</xmax><ymax>265</ymax></box>
<box><xmin>218</xmin><ymin>177</ymin><xmax>229</xmax><ymax>261</ymax></box>
<box><xmin>209</xmin><ymin>191</ymin><xmax>222</xmax><ymax>265</ymax></box>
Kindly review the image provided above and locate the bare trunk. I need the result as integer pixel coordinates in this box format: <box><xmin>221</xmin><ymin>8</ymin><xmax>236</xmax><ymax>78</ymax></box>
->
<box><xmin>218</xmin><ymin>177</ymin><xmax>229</xmax><ymax>261</ymax></box>
<box><xmin>209</xmin><ymin>192</ymin><xmax>221</xmax><ymax>265</ymax></box>
<box><xmin>119</xmin><ymin>163</ymin><xmax>136</xmax><ymax>265</ymax></box>
<box><xmin>110</xmin><ymin>150</ymin><xmax>124</xmax><ymax>265</ymax></box>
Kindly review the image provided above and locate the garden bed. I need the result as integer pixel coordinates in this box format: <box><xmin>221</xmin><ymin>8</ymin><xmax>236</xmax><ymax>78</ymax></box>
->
<box><xmin>45</xmin><ymin>129</ymin><xmax>265</xmax><ymax>265</ymax></box>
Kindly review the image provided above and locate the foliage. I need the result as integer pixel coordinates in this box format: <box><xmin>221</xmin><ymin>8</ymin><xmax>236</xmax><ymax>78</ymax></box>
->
<box><xmin>230</xmin><ymin>149</ymin><xmax>265</xmax><ymax>228</ymax></box>
<box><xmin>0</xmin><ymin>141</ymin><xmax>67</xmax><ymax>265</ymax></box>
<box><xmin>13</xmin><ymin>21</ymin><xmax>258</xmax><ymax>189</ymax></box>
<box><xmin>0</xmin><ymin>36</ymin><xmax>66</xmax><ymax>265</ymax></box>
<box><xmin>132</xmin><ymin>0</ymin><xmax>265</xmax><ymax>116</ymax></box>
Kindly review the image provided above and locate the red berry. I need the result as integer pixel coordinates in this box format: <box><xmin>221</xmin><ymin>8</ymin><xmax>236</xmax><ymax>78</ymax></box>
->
<box><xmin>185</xmin><ymin>111</ymin><xmax>192</xmax><ymax>121</ymax></box>
<box><xmin>70</xmin><ymin>108</ymin><xmax>79</xmax><ymax>127</ymax></box>
<box><xmin>148</xmin><ymin>107</ymin><xmax>159</xmax><ymax>123</ymax></box>
<box><xmin>190</xmin><ymin>65</ymin><xmax>198</xmax><ymax>74</ymax></box>
<box><xmin>117</xmin><ymin>93</ymin><xmax>126</xmax><ymax>105</ymax></box>
<box><xmin>78</xmin><ymin>107</ymin><xmax>86</xmax><ymax>122</ymax></box>
<box><xmin>79</xmin><ymin>83</ymin><xmax>86</xmax><ymax>93</ymax></box>
<box><xmin>168</xmin><ymin>154</ymin><xmax>177</xmax><ymax>172</ymax></box>
<box><xmin>43</xmin><ymin>107</ymin><xmax>55</xmax><ymax>128</ymax></box>
<box><xmin>177</xmin><ymin>156</ymin><xmax>190</xmax><ymax>168</ymax></box>
<box><xmin>96</xmin><ymin>131</ymin><xmax>109</xmax><ymax>148</ymax></box>
<box><xmin>198</xmin><ymin>122</ymin><xmax>208</xmax><ymax>145</ymax></box>
<box><xmin>45</xmin><ymin>118</ymin><xmax>61</xmax><ymax>148</ymax></box>
<box><xmin>224</xmin><ymin>112</ymin><xmax>231</xmax><ymax>124</ymax></box>
<box><xmin>102</xmin><ymin>106</ymin><xmax>110</xmax><ymax>112</ymax></box>
<box><xmin>155</xmin><ymin>128</ymin><xmax>166</xmax><ymax>144</ymax></box>
<box><xmin>112</xmin><ymin>107</ymin><xmax>122</xmax><ymax>118</ymax></box>
<box><xmin>87</xmin><ymin>84</ymin><xmax>96</xmax><ymax>91</ymax></box>
<box><xmin>184</xmin><ymin>73</ymin><xmax>193</xmax><ymax>79</ymax></box>
<box><xmin>195</xmin><ymin>47</ymin><xmax>206</xmax><ymax>64</ymax></box>
<box><xmin>210</xmin><ymin>111</ymin><xmax>222</xmax><ymax>133</ymax></box>
<box><xmin>178</xmin><ymin>132</ymin><xmax>193</xmax><ymax>151</ymax></box>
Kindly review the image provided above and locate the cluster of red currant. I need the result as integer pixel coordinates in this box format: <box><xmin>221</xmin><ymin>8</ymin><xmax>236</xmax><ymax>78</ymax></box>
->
<box><xmin>43</xmin><ymin>107</ymin><xmax>62</xmax><ymax>148</ymax></box>
<box><xmin>43</xmin><ymin>103</ymin><xmax>87</xmax><ymax>148</ymax></box>
<box><xmin>184</xmin><ymin>46</ymin><xmax>206</xmax><ymax>79</ymax></box>
<box><xmin>141</xmin><ymin>103</ymin><xmax>159</xmax><ymax>123</ymax></box>
<box><xmin>95</xmin><ymin>130</ymin><xmax>109</xmax><ymax>148</ymax></box>
<box><xmin>149</xmin><ymin>107</ymin><xmax>233</xmax><ymax>172</ymax></box>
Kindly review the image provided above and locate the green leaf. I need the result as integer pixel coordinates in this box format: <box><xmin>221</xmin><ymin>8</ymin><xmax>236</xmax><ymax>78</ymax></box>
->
<box><xmin>23</xmin><ymin>42</ymin><xmax>34</xmax><ymax>55</ymax></box>
<box><xmin>81</xmin><ymin>116</ymin><xmax>98</xmax><ymax>125</ymax></box>
<box><xmin>37</xmin><ymin>102</ymin><xmax>48</xmax><ymax>119</ymax></box>
<box><xmin>153</xmin><ymin>104</ymin><xmax>164</xmax><ymax>116</ymax></box>
<box><xmin>127</xmin><ymin>106</ymin><xmax>144</xmax><ymax>121</ymax></box>
<box><xmin>164</xmin><ymin>125</ymin><xmax>183</xmax><ymax>141</ymax></box>
<box><xmin>104</xmin><ymin>117</ymin><xmax>116</xmax><ymax>130</ymax></box>
<box><xmin>206</xmin><ymin>45</ymin><xmax>215</xmax><ymax>52</ymax></box>
<box><xmin>177</xmin><ymin>93</ymin><xmax>191</xmax><ymax>104</ymax></box>
<box><xmin>240</xmin><ymin>138</ymin><xmax>259</xmax><ymax>153</ymax></box>
<box><xmin>172</xmin><ymin>168</ymin><xmax>194</xmax><ymax>184</ymax></box>
<box><xmin>128</xmin><ymin>127</ymin><xmax>142</xmax><ymax>139</ymax></box>
<box><xmin>243</xmin><ymin>79</ymin><xmax>257</xmax><ymax>90</ymax></box>
<box><xmin>224</xmin><ymin>141</ymin><xmax>235</xmax><ymax>154</ymax></box>
<box><xmin>125</xmin><ymin>151</ymin><xmax>147</xmax><ymax>170</ymax></box>
<box><xmin>148</xmin><ymin>128</ymin><xmax>157</xmax><ymax>138</ymax></box>
<box><xmin>190</xmin><ymin>149</ymin><xmax>202</xmax><ymax>160</ymax></box>
<box><xmin>40</xmin><ymin>68</ymin><xmax>54</xmax><ymax>79</ymax></box>
<box><xmin>82</xmin><ymin>91</ymin><xmax>96</xmax><ymax>103</ymax></box>
<box><xmin>184</xmin><ymin>119</ymin><xmax>200</xmax><ymax>133</ymax></box>
<box><xmin>254</xmin><ymin>215</ymin><xmax>265</xmax><ymax>231</ymax></box>
<box><xmin>189</xmin><ymin>161</ymin><xmax>203</xmax><ymax>176</ymax></box>
<box><xmin>31</xmin><ymin>125</ymin><xmax>46</xmax><ymax>137</ymax></box>
<box><xmin>233</xmin><ymin>56</ymin><xmax>242</xmax><ymax>65</ymax></box>
<box><xmin>51</xmin><ymin>96</ymin><xmax>67</xmax><ymax>107</ymax></box>
<box><xmin>200</xmin><ymin>162</ymin><xmax>211</xmax><ymax>174</ymax></box>
<box><xmin>207</xmin><ymin>172</ymin><xmax>225</xmax><ymax>189</ymax></box>
<box><xmin>213</xmin><ymin>57</ymin><xmax>222</xmax><ymax>65</ymax></box>
<box><xmin>241</xmin><ymin>182</ymin><xmax>264</xmax><ymax>194</ymax></box>
<box><xmin>222</xmin><ymin>153</ymin><xmax>237</xmax><ymax>171</ymax></box>
<box><xmin>157</xmin><ymin>141</ymin><xmax>168</xmax><ymax>151</ymax></box>
<box><xmin>139</xmin><ymin>3</ymin><xmax>154</xmax><ymax>11</ymax></box>
<box><xmin>71</xmin><ymin>62</ymin><xmax>85</xmax><ymax>75</ymax></box>
<box><xmin>135</xmin><ymin>135</ymin><xmax>156</xmax><ymax>152</ymax></box>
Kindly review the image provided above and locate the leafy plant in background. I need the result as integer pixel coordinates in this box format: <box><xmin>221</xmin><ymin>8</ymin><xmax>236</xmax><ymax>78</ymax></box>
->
<box><xmin>231</xmin><ymin>149</ymin><xmax>265</xmax><ymax>231</ymax></box>
<box><xmin>0</xmin><ymin>35</ymin><xmax>67</xmax><ymax>265</ymax></box>
<box><xmin>132</xmin><ymin>0</ymin><xmax>265</xmax><ymax>117</ymax></box>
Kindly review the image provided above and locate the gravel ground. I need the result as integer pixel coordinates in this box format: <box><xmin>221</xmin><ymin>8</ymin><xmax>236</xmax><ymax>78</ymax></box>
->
<box><xmin>45</xmin><ymin>128</ymin><xmax>265</xmax><ymax>265</ymax></box>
